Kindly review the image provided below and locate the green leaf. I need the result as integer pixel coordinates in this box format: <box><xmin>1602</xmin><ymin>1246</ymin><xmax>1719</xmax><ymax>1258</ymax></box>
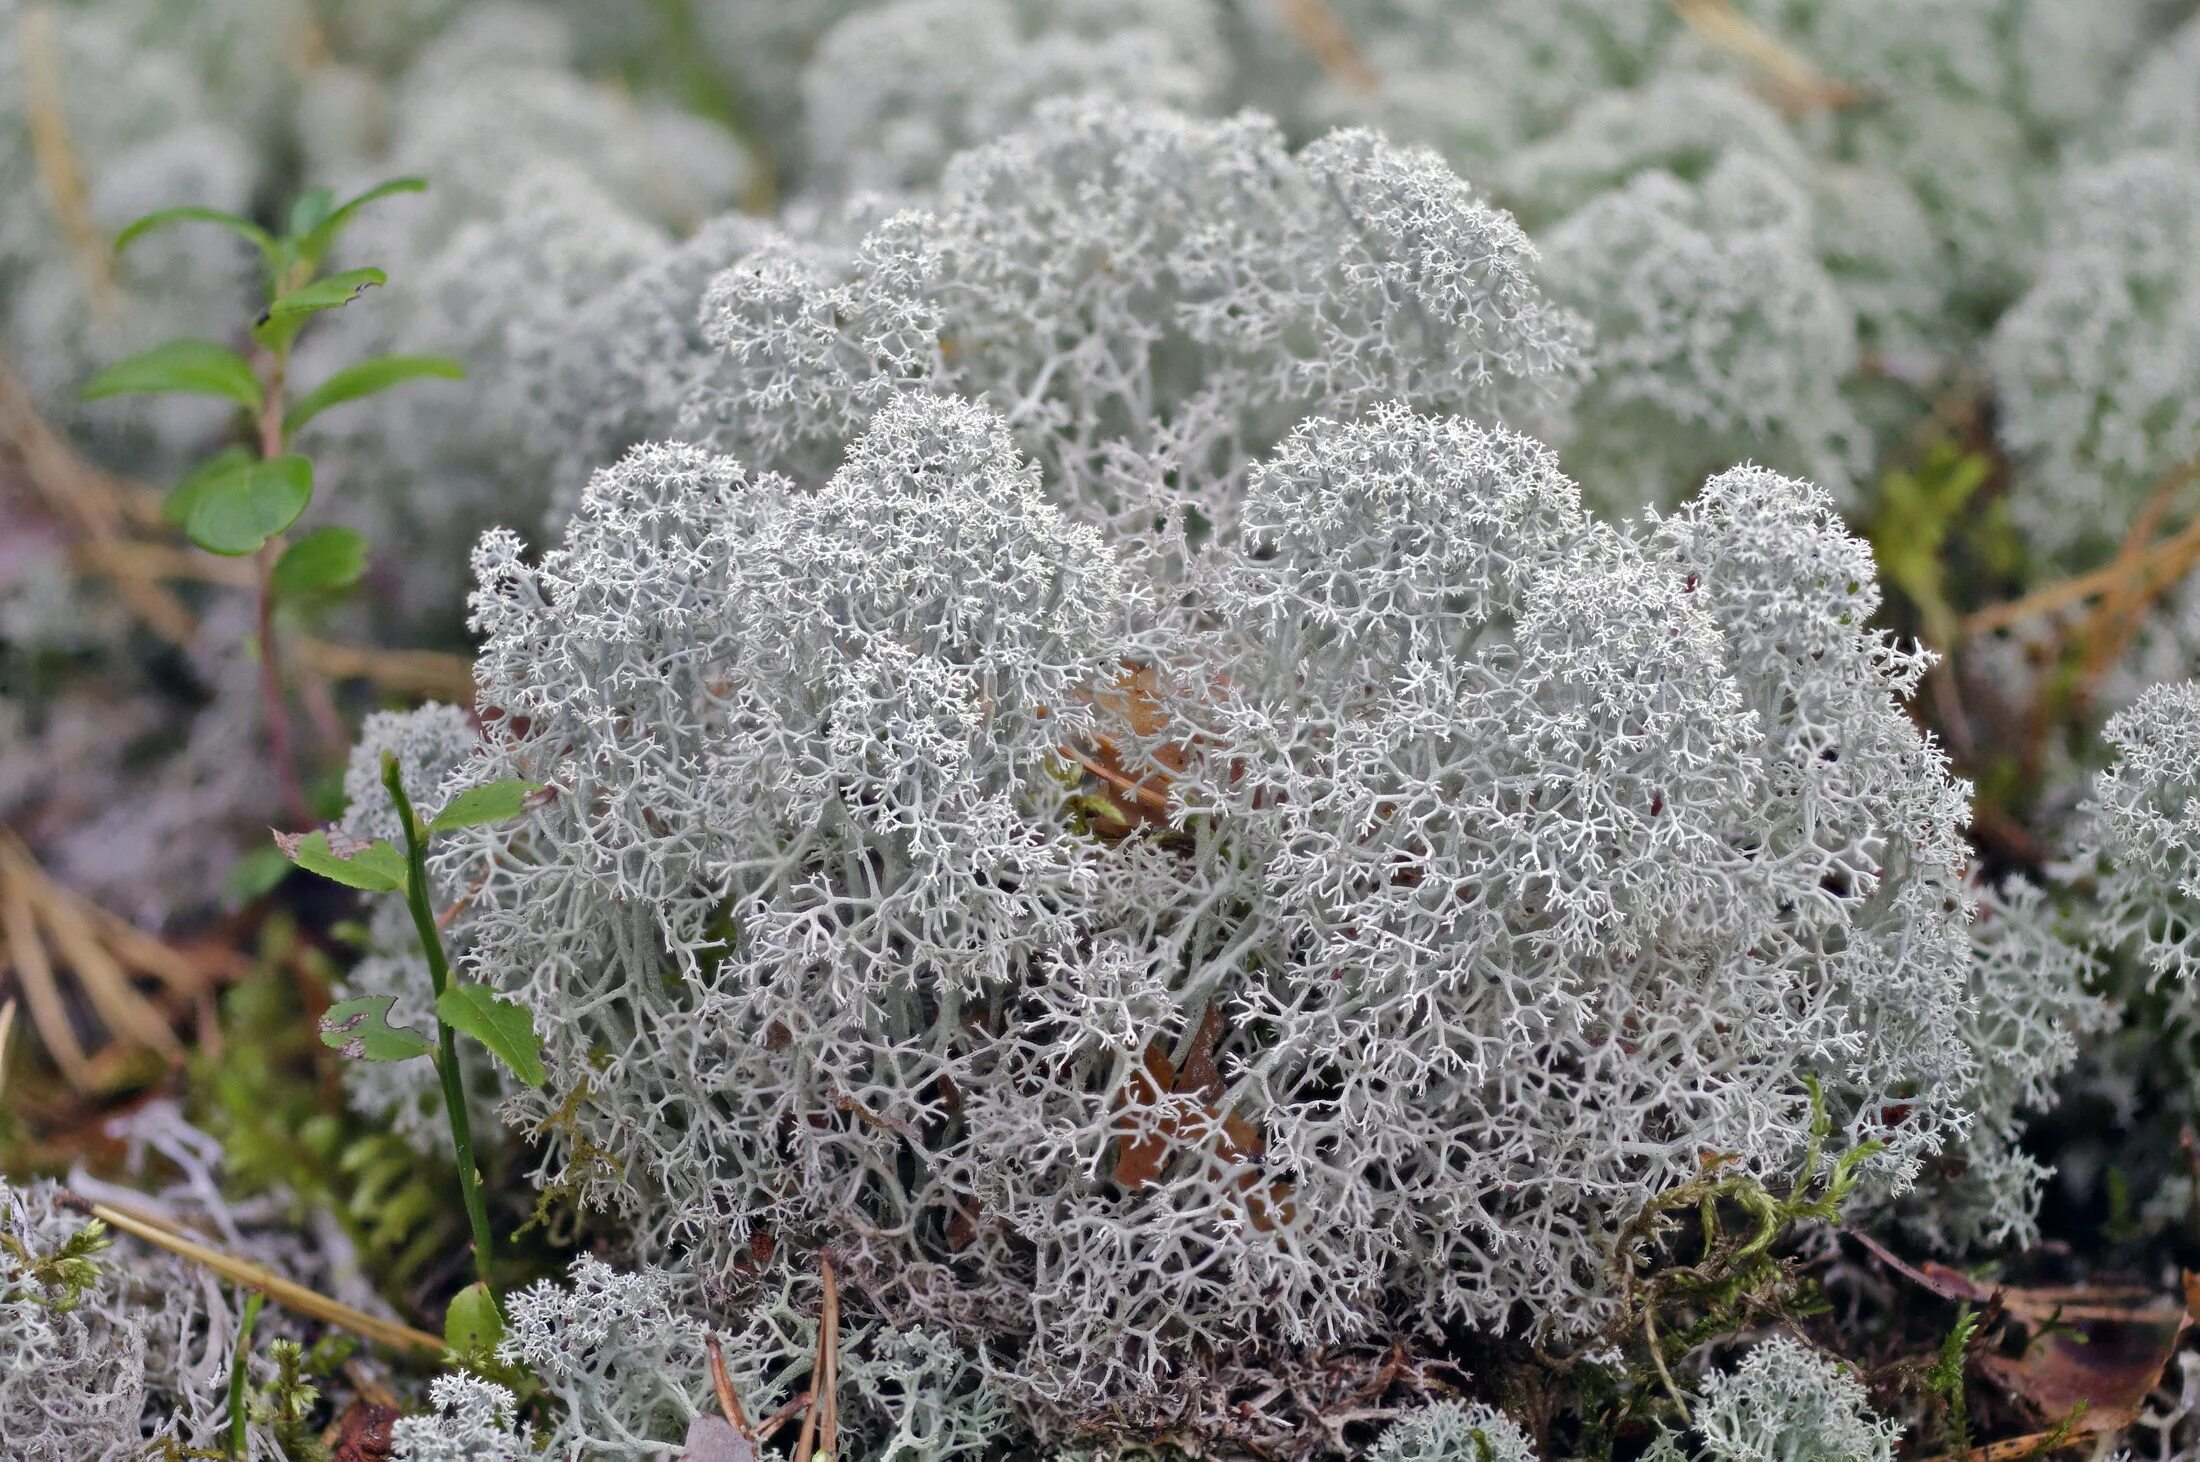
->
<box><xmin>271</xmin><ymin>526</ymin><xmax>368</xmax><ymax>597</ymax></box>
<box><xmin>273</xmin><ymin>828</ymin><xmax>407</xmax><ymax>893</ymax></box>
<box><xmin>443</xmin><ymin>1280</ymin><xmax>504</xmax><ymax>1358</ymax></box>
<box><xmin>163</xmin><ymin>446</ymin><xmax>253</xmax><ymax>527</ymax></box>
<box><xmin>286</xmin><ymin>187</ymin><xmax>336</xmax><ymax>242</ymax></box>
<box><xmin>115</xmin><ymin>206</ymin><xmax>277</xmax><ymax>262</ymax></box>
<box><xmin>286</xmin><ymin>354</ymin><xmax>465</xmax><ymax>434</ymax></box>
<box><xmin>435</xmin><ymin>984</ymin><xmax>547</xmax><ymax>1086</ymax></box>
<box><xmin>428</xmin><ymin>780</ymin><xmax>544</xmax><ymax>834</ymax></box>
<box><xmin>184</xmin><ymin>455</ymin><xmax>312</xmax><ymax>556</ymax></box>
<box><xmin>264</xmin><ymin>267</ymin><xmax>387</xmax><ymax>321</ymax></box>
<box><xmin>318</xmin><ymin>995</ymin><xmax>432</xmax><ymax>1063</ymax></box>
<box><xmin>298</xmin><ymin>176</ymin><xmax>427</xmax><ymax>264</ymax></box>
<box><xmin>223</xmin><ymin>845</ymin><xmax>293</xmax><ymax>906</ymax></box>
<box><xmin>79</xmin><ymin>340</ymin><xmax>260</xmax><ymax>409</ymax></box>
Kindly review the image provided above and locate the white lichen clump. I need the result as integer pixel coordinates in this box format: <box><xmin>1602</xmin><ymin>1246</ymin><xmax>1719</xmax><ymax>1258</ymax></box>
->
<box><xmin>1653</xmin><ymin>1336</ymin><xmax>1902</xmax><ymax>1462</ymax></box>
<box><xmin>2093</xmin><ymin>681</ymin><xmax>2200</xmax><ymax>986</ymax></box>
<box><xmin>1989</xmin><ymin>151</ymin><xmax>2200</xmax><ymax>563</ymax></box>
<box><xmin>1</xmin><ymin>1179</ymin><xmax>247</xmax><ymax>1460</ymax></box>
<box><xmin>680</xmin><ymin>98</ymin><xmax>1587</xmax><ymax>546</ymax></box>
<box><xmin>385</xmin><ymin>363</ymin><xmax>1993</xmax><ymax>1440</ymax></box>
<box><xmin>1368</xmin><ymin>1401</ymin><xmax>1541</xmax><ymax>1462</ymax></box>
<box><xmin>393</xmin><ymin>1254</ymin><xmax>1005</xmax><ymax>1459</ymax></box>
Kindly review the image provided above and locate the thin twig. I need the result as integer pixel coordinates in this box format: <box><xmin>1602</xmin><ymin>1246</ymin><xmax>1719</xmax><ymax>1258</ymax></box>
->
<box><xmin>793</xmin><ymin>1371</ymin><xmax>821</xmax><ymax>1462</ymax></box>
<box><xmin>1965</xmin><ymin>461</ymin><xmax>2200</xmax><ymax>636</ymax></box>
<box><xmin>1058</xmin><ymin>742</ymin><xmax>1175</xmax><ymax>820</ymax></box>
<box><xmin>1</xmin><ymin>356</ymin><xmax>198</xmax><ymax>645</ymax></box>
<box><xmin>755</xmin><ymin>1391</ymin><xmax>810</xmax><ymax>1443</ymax></box>
<box><xmin>794</xmin><ymin>1255</ymin><xmax>843</xmax><ymax>1461</ymax></box>
<box><xmin>1</xmin><ymin>848</ymin><xmax>93</xmax><ymax>1089</ymax></box>
<box><xmin>1907</xmin><ymin>1415</ymin><xmax>2104</xmax><ymax>1462</ymax></box>
<box><xmin>706</xmin><ymin>1332</ymin><xmax>756</xmax><ymax>1438</ymax></box>
<box><xmin>1672</xmin><ymin>0</ymin><xmax>1864</xmax><ymax>113</ymax></box>
<box><xmin>2073</xmin><ymin>462</ymin><xmax>2200</xmax><ymax>694</ymax></box>
<box><xmin>819</xmin><ymin>1255</ymin><xmax>840</xmax><ymax>1456</ymax></box>
<box><xmin>30</xmin><ymin>859</ymin><xmax>181</xmax><ymax>1058</ymax></box>
<box><xmin>0</xmin><ymin>998</ymin><xmax>17</xmax><ymax>1098</ymax></box>
<box><xmin>1271</xmin><ymin>0</ymin><xmax>1377</xmax><ymax>93</ymax></box>
<box><xmin>0</xmin><ymin>832</ymin><xmax>207</xmax><ymax>1091</ymax></box>
<box><xmin>18</xmin><ymin>4</ymin><xmax>116</xmax><ymax>319</ymax></box>
<box><xmin>62</xmin><ymin>1190</ymin><xmax>447</xmax><ymax>1354</ymax></box>
<box><xmin>1641</xmin><ymin>1303</ymin><xmax>1692</xmax><ymax>1425</ymax></box>
<box><xmin>290</xmin><ymin>637</ymin><xmax>475</xmax><ymax>703</ymax></box>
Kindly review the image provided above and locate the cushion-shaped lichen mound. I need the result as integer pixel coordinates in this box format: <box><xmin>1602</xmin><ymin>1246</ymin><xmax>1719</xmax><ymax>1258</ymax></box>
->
<box><xmin>1646</xmin><ymin>1335</ymin><xmax>1901</xmax><ymax>1462</ymax></box>
<box><xmin>1989</xmin><ymin>151</ymin><xmax>2200</xmax><ymax>565</ymax></box>
<box><xmin>681</xmin><ymin>96</ymin><xmax>1587</xmax><ymax>548</ymax></box>
<box><xmin>409</xmin><ymin>387</ymin><xmax>1979</xmax><ymax>1447</ymax></box>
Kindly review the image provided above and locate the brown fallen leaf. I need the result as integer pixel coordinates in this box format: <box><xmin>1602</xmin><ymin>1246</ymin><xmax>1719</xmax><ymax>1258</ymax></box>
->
<box><xmin>1850</xmin><ymin>1230</ymin><xmax>2191</xmax><ymax>1442</ymax></box>
<box><xmin>326</xmin><ymin>1401</ymin><xmax>402</xmax><ymax>1461</ymax></box>
<box><xmin>1111</xmin><ymin>1041</ymin><xmax>1180</xmax><ymax>1191</ymax></box>
<box><xmin>1977</xmin><ymin>1302</ymin><xmax>2186</xmax><ymax>1432</ymax></box>
<box><xmin>1109</xmin><ymin>1005</ymin><xmax>1295</xmax><ymax>1231</ymax></box>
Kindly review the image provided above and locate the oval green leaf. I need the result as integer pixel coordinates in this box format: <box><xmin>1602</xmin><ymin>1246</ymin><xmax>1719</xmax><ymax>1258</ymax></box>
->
<box><xmin>265</xmin><ymin>267</ymin><xmax>387</xmax><ymax>320</ymax></box>
<box><xmin>286</xmin><ymin>355</ymin><xmax>465</xmax><ymax>434</ymax></box>
<box><xmin>222</xmin><ymin>844</ymin><xmax>293</xmax><ymax>907</ymax></box>
<box><xmin>79</xmin><ymin>340</ymin><xmax>260</xmax><ymax>410</ymax></box>
<box><xmin>272</xmin><ymin>526</ymin><xmax>368</xmax><ymax>597</ymax></box>
<box><xmin>435</xmin><ymin>984</ymin><xmax>547</xmax><ymax>1087</ymax></box>
<box><xmin>272</xmin><ymin>828</ymin><xmax>407</xmax><ymax>893</ymax></box>
<box><xmin>185</xmin><ymin>455</ymin><xmax>313</xmax><ymax>556</ymax></box>
<box><xmin>319</xmin><ymin>995</ymin><xmax>432</xmax><ymax>1063</ymax></box>
<box><xmin>443</xmin><ymin>1280</ymin><xmax>504</xmax><ymax>1358</ymax></box>
<box><xmin>163</xmin><ymin>447</ymin><xmax>254</xmax><ymax>528</ymax></box>
<box><xmin>428</xmin><ymin>780</ymin><xmax>544</xmax><ymax>834</ymax></box>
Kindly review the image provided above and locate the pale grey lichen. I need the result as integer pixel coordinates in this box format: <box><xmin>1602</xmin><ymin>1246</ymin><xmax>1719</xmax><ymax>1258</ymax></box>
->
<box><xmin>1672</xmin><ymin>1335</ymin><xmax>1902</xmax><ymax>1462</ymax></box>
<box><xmin>1368</xmin><ymin>1401</ymin><xmax>1539</xmax><ymax>1462</ymax></box>
<box><xmin>412</xmin><ymin>381</ymin><xmax>1982</xmax><ymax>1445</ymax></box>
<box><xmin>1899</xmin><ymin>877</ymin><xmax>2111</xmax><ymax>1252</ymax></box>
<box><xmin>2092</xmin><ymin>680</ymin><xmax>2200</xmax><ymax>987</ymax></box>
<box><xmin>799</xmin><ymin>0</ymin><xmax>1226</xmax><ymax>195</ymax></box>
<box><xmin>393</xmin><ymin>1255</ymin><xmax>1006</xmax><ymax>1461</ymax></box>
<box><xmin>390</xmin><ymin>1373</ymin><xmax>540</xmax><ymax>1462</ymax></box>
<box><xmin>1540</xmin><ymin>152</ymin><xmax>1864</xmax><ymax>508</ymax></box>
<box><xmin>683</xmin><ymin>97</ymin><xmax>1587</xmax><ymax>549</ymax></box>
<box><xmin>1</xmin><ymin>1176</ymin><xmax>262</xmax><ymax>1460</ymax></box>
<box><xmin>1988</xmin><ymin>150</ymin><xmax>2200</xmax><ymax>564</ymax></box>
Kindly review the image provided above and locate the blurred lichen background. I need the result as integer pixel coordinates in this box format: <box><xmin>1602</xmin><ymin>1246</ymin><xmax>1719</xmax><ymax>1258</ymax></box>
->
<box><xmin>3</xmin><ymin>2</ymin><xmax>2200</xmax><ymax>1459</ymax></box>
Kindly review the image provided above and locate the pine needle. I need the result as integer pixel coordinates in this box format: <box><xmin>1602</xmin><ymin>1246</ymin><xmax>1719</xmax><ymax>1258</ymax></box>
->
<box><xmin>62</xmin><ymin>1190</ymin><xmax>447</xmax><ymax>1355</ymax></box>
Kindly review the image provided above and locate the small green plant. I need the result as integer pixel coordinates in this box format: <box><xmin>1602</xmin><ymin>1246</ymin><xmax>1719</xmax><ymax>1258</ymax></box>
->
<box><xmin>1868</xmin><ymin>440</ymin><xmax>1995</xmax><ymax>652</ymax></box>
<box><xmin>1603</xmin><ymin>1076</ymin><xmax>1887</xmax><ymax>1431</ymax></box>
<box><xmin>78</xmin><ymin>180</ymin><xmax>463</xmax><ymax>821</ymax></box>
<box><xmin>189</xmin><ymin>918</ymin><xmax>464</xmax><ymax>1291</ymax></box>
<box><xmin>241</xmin><ymin>1334</ymin><xmax>357</xmax><ymax>1462</ymax></box>
<box><xmin>227</xmin><ymin>1289</ymin><xmax>265</xmax><ymax>1459</ymax></box>
<box><xmin>278</xmin><ymin>756</ymin><xmax>546</xmax><ymax>1308</ymax></box>
<box><xmin>1925</xmin><ymin>1302</ymin><xmax>1983</xmax><ymax>1456</ymax></box>
<box><xmin>0</xmin><ymin>1214</ymin><xmax>110</xmax><ymax>1312</ymax></box>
